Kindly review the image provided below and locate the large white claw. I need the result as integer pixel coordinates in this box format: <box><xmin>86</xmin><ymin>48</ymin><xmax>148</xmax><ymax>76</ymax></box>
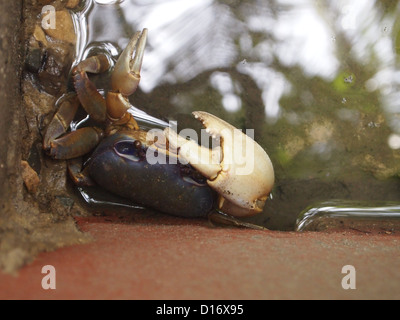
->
<box><xmin>164</xmin><ymin>111</ymin><xmax>275</xmax><ymax>217</ymax></box>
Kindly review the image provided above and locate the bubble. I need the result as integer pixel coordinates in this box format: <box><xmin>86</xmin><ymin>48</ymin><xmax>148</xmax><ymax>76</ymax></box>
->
<box><xmin>388</xmin><ymin>134</ymin><xmax>400</xmax><ymax>150</ymax></box>
<box><xmin>344</xmin><ymin>75</ymin><xmax>354</xmax><ymax>83</ymax></box>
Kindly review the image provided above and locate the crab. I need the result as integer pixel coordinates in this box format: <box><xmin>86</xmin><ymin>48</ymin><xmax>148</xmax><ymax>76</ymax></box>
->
<box><xmin>43</xmin><ymin>28</ymin><xmax>275</xmax><ymax>225</ymax></box>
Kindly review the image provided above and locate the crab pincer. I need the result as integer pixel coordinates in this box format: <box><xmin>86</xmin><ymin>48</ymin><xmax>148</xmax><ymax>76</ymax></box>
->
<box><xmin>164</xmin><ymin>111</ymin><xmax>275</xmax><ymax>217</ymax></box>
<box><xmin>111</xmin><ymin>29</ymin><xmax>147</xmax><ymax>96</ymax></box>
<box><xmin>106</xmin><ymin>28</ymin><xmax>147</xmax><ymax>123</ymax></box>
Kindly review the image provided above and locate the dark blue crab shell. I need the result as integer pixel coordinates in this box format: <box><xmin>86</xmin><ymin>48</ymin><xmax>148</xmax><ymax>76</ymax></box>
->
<box><xmin>88</xmin><ymin>131</ymin><xmax>215</xmax><ymax>218</ymax></box>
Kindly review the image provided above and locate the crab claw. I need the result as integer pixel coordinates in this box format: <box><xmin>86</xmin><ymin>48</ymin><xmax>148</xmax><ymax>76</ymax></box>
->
<box><xmin>164</xmin><ymin>111</ymin><xmax>275</xmax><ymax>217</ymax></box>
<box><xmin>111</xmin><ymin>28</ymin><xmax>148</xmax><ymax>96</ymax></box>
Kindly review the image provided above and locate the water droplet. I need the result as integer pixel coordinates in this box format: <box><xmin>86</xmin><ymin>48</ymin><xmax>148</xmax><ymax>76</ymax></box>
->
<box><xmin>368</xmin><ymin>122</ymin><xmax>380</xmax><ymax>128</ymax></box>
<box><xmin>296</xmin><ymin>201</ymin><xmax>400</xmax><ymax>232</ymax></box>
<box><xmin>344</xmin><ymin>75</ymin><xmax>353</xmax><ymax>83</ymax></box>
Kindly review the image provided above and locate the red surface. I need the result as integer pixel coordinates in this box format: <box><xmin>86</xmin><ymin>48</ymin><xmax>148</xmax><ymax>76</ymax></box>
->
<box><xmin>1</xmin><ymin>212</ymin><xmax>400</xmax><ymax>300</ymax></box>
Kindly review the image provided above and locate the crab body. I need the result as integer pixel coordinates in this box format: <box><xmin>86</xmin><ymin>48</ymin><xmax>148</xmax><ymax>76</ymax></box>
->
<box><xmin>87</xmin><ymin>131</ymin><xmax>215</xmax><ymax>217</ymax></box>
<box><xmin>43</xmin><ymin>28</ymin><xmax>275</xmax><ymax>223</ymax></box>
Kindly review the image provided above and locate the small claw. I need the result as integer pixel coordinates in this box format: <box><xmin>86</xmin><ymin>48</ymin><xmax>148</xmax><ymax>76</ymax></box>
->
<box><xmin>165</xmin><ymin>111</ymin><xmax>275</xmax><ymax>217</ymax></box>
<box><xmin>111</xmin><ymin>28</ymin><xmax>147</xmax><ymax>96</ymax></box>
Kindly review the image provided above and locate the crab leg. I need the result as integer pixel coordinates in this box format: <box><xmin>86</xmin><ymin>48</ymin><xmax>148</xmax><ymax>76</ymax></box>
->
<box><xmin>43</xmin><ymin>31</ymin><xmax>148</xmax><ymax>160</ymax></box>
<box><xmin>47</xmin><ymin>127</ymin><xmax>104</xmax><ymax>160</ymax></box>
<box><xmin>44</xmin><ymin>100</ymin><xmax>104</xmax><ymax>159</ymax></box>
<box><xmin>43</xmin><ymin>54</ymin><xmax>110</xmax><ymax>160</ymax></box>
<box><xmin>67</xmin><ymin>157</ymin><xmax>95</xmax><ymax>186</ymax></box>
<box><xmin>72</xmin><ymin>55</ymin><xmax>110</xmax><ymax>123</ymax></box>
<box><xmin>43</xmin><ymin>93</ymin><xmax>79</xmax><ymax>151</ymax></box>
<box><xmin>43</xmin><ymin>93</ymin><xmax>102</xmax><ymax>159</ymax></box>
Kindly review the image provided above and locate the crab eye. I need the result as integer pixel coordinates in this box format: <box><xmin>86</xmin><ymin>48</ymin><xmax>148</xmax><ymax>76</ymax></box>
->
<box><xmin>114</xmin><ymin>140</ymin><xmax>143</xmax><ymax>162</ymax></box>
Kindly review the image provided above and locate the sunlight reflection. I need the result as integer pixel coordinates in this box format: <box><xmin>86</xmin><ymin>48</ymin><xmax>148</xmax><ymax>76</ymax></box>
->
<box><xmin>273</xmin><ymin>0</ymin><xmax>339</xmax><ymax>79</ymax></box>
<box><xmin>123</xmin><ymin>0</ymin><xmax>235</xmax><ymax>92</ymax></box>
<box><xmin>210</xmin><ymin>72</ymin><xmax>241</xmax><ymax>112</ymax></box>
<box><xmin>237</xmin><ymin>62</ymin><xmax>290</xmax><ymax>122</ymax></box>
<box><xmin>388</xmin><ymin>134</ymin><xmax>400</xmax><ymax>150</ymax></box>
<box><xmin>85</xmin><ymin>0</ymin><xmax>399</xmax><ymax>128</ymax></box>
